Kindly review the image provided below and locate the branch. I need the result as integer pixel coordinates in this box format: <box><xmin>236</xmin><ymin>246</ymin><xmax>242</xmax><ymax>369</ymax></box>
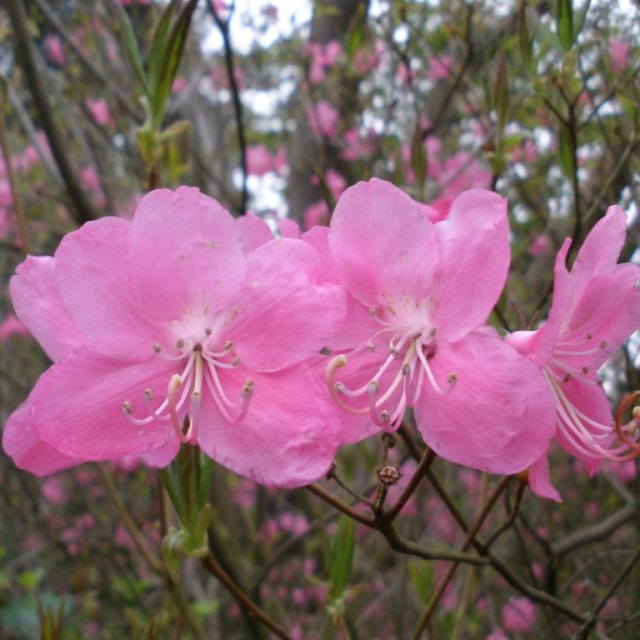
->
<box><xmin>201</xmin><ymin>552</ymin><xmax>292</xmax><ymax>640</ymax></box>
<box><xmin>6</xmin><ymin>0</ymin><xmax>99</xmax><ymax>225</ymax></box>
<box><xmin>31</xmin><ymin>0</ymin><xmax>144</xmax><ymax>122</ymax></box>
<box><xmin>206</xmin><ymin>0</ymin><xmax>248</xmax><ymax>215</ymax></box>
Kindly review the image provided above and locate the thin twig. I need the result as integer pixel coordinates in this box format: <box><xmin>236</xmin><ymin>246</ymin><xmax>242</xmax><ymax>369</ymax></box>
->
<box><xmin>0</xmin><ymin>89</ymin><xmax>30</xmax><ymax>254</ymax></box>
<box><xmin>206</xmin><ymin>0</ymin><xmax>248</xmax><ymax>214</ymax></box>
<box><xmin>6</xmin><ymin>0</ymin><xmax>99</xmax><ymax>225</ymax></box>
<box><xmin>306</xmin><ymin>483</ymin><xmax>375</xmax><ymax>527</ymax></box>
<box><xmin>201</xmin><ymin>552</ymin><xmax>292</xmax><ymax>640</ymax></box>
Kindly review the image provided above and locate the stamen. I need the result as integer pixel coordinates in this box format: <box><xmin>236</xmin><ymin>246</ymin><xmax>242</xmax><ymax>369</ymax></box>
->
<box><xmin>152</xmin><ymin>343</ymin><xmax>162</xmax><ymax>353</ymax></box>
<box><xmin>176</xmin><ymin>338</ymin><xmax>185</xmax><ymax>349</ymax></box>
<box><xmin>167</xmin><ymin>374</ymin><xmax>189</xmax><ymax>443</ymax></box>
<box><xmin>185</xmin><ymin>350</ymin><xmax>204</xmax><ymax>443</ymax></box>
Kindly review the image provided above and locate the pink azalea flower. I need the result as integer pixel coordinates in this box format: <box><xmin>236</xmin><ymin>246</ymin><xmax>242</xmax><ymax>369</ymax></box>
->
<box><xmin>428</xmin><ymin>54</ymin><xmax>453</xmax><ymax>81</ymax></box>
<box><xmin>0</xmin><ymin>314</ymin><xmax>29</xmax><ymax>340</ymax></box>
<box><xmin>609</xmin><ymin>38</ymin><xmax>630</xmax><ymax>74</ymax></box>
<box><xmin>85</xmin><ymin>98</ymin><xmax>113</xmax><ymax>127</ymax></box>
<box><xmin>507</xmin><ymin>206</ymin><xmax>640</xmax><ymax>500</ymax></box>
<box><xmin>44</xmin><ymin>35</ymin><xmax>65</xmax><ymax>67</ymax></box>
<box><xmin>529</xmin><ymin>232</ymin><xmax>552</xmax><ymax>258</ymax></box>
<box><xmin>502</xmin><ymin>596</ymin><xmax>537</xmax><ymax>632</ymax></box>
<box><xmin>308</xmin><ymin>101</ymin><xmax>340</xmax><ymax>139</ymax></box>
<box><xmin>322</xmin><ymin>179</ymin><xmax>555</xmax><ymax>474</ymax></box>
<box><xmin>246</xmin><ymin>145</ymin><xmax>287</xmax><ymax>176</ymax></box>
<box><xmin>2</xmin><ymin>187</ymin><xmax>346</xmax><ymax>486</ymax></box>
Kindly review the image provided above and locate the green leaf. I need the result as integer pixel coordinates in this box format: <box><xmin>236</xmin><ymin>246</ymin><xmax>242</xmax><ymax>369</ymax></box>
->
<box><xmin>147</xmin><ymin>0</ymin><xmax>179</xmax><ymax>97</ymax></box>
<box><xmin>327</xmin><ymin>515</ymin><xmax>355</xmax><ymax>601</ymax></box>
<box><xmin>113</xmin><ymin>3</ymin><xmax>149</xmax><ymax>96</ymax></box>
<box><xmin>149</xmin><ymin>0</ymin><xmax>198</xmax><ymax>128</ymax></box>
<box><xmin>557</xmin><ymin>0</ymin><xmax>574</xmax><ymax>51</ymax></box>
<box><xmin>518</xmin><ymin>0</ymin><xmax>532</xmax><ymax>70</ymax></box>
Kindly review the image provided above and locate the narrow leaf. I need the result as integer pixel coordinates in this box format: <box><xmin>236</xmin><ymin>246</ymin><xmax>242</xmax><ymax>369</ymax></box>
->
<box><xmin>327</xmin><ymin>514</ymin><xmax>355</xmax><ymax>600</ymax></box>
<box><xmin>494</xmin><ymin>50</ymin><xmax>510</xmax><ymax>139</ymax></box>
<box><xmin>557</xmin><ymin>0</ymin><xmax>574</xmax><ymax>51</ymax></box>
<box><xmin>148</xmin><ymin>0</ymin><xmax>179</xmax><ymax>97</ymax></box>
<box><xmin>518</xmin><ymin>0</ymin><xmax>532</xmax><ymax>70</ymax></box>
<box><xmin>113</xmin><ymin>2</ymin><xmax>149</xmax><ymax>96</ymax></box>
<box><xmin>558</xmin><ymin>123</ymin><xmax>574</xmax><ymax>178</ymax></box>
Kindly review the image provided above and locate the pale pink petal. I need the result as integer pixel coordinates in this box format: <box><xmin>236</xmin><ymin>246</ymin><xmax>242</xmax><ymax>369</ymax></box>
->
<box><xmin>141</xmin><ymin>437</ymin><xmax>180</xmax><ymax>467</ymax></box>
<box><xmin>127</xmin><ymin>187</ymin><xmax>246</xmax><ymax>320</ymax></box>
<box><xmin>562</xmin><ymin>263</ymin><xmax>640</xmax><ymax>368</ymax></box>
<box><xmin>2</xmin><ymin>403</ymin><xmax>81</xmax><ymax>476</ymax></box>
<box><xmin>574</xmin><ymin>206</ymin><xmax>627</xmax><ymax>276</ymax></box>
<box><xmin>226</xmin><ymin>238</ymin><xmax>346</xmax><ymax>371</ymax></box>
<box><xmin>54</xmin><ymin>217</ymin><xmax>161</xmax><ymax>360</ymax></box>
<box><xmin>277</xmin><ymin>217</ymin><xmax>301</xmax><ymax>239</ymax></box>
<box><xmin>329</xmin><ymin>179</ymin><xmax>439</xmax><ymax>306</ymax></box>
<box><xmin>528</xmin><ymin>454</ymin><xmax>561</xmax><ymax>502</ymax></box>
<box><xmin>506</xmin><ymin>239</ymin><xmax>573</xmax><ymax>368</ymax></box>
<box><xmin>415</xmin><ymin>330</ymin><xmax>556</xmax><ymax>474</ymax></box>
<box><xmin>235</xmin><ymin>212</ymin><xmax>274</xmax><ymax>252</ymax></box>
<box><xmin>432</xmin><ymin>189</ymin><xmax>510</xmax><ymax>341</ymax></box>
<box><xmin>197</xmin><ymin>364</ymin><xmax>340</xmax><ymax>487</ymax></box>
<box><xmin>10</xmin><ymin>256</ymin><xmax>84</xmax><ymax>361</ymax></box>
<box><xmin>31</xmin><ymin>348</ymin><xmax>177</xmax><ymax>459</ymax></box>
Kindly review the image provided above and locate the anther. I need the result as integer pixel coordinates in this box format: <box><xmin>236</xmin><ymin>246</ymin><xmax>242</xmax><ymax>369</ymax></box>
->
<box><xmin>205</xmin><ymin>327</ymin><xmax>213</xmax><ymax>336</ymax></box>
<box><xmin>369</xmin><ymin>307</ymin><xmax>377</xmax><ymax>316</ymax></box>
<box><xmin>380</xmin><ymin>410</ymin><xmax>391</xmax><ymax>424</ymax></box>
<box><xmin>232</xmin><ymin>356</ymin><xmax>241</xmax><ymax>366</ymax></box>
<box><xmin>599</xmin><ymin>340</ymin><xmax>607</xmax><ymax>349</ymax></box>
<box><xmin>367</xmin><ymin>340</ymin><xmax>375</xmax><ymax>352</ymax></box>
<box><xmin>429</xmin><ymin>327</ymin><xmax>437</xmax><ymax>337</ymax></box>
<box><xmin>152</xmin><ymin>343</ymin><xmax>161</xmax><ymax>353</ymax></box>
<box><xmin>335</xmin><ymin>382</ymin><xmax>346</xmax><ymax>394</ymax></box>
<box><xmin>242</xmin><ymin>378</ymin><xmax>254</xmax><ymax>397</ymax></box>
<box><xmin>582</xmin><ymin>366</ymin><xmax>589</xmax><ymax>375</ymax></box>
<box><xmin>448</xmin><ymin>373</ymin><xmax>458</xmax><ymax>384</ymax></box>
<box><xmin>563</xmin><ymin>373</ymin><xmax>572</xmax><ymax>382</ymax></box>
<box><xmin>176</xmin><ymin>338</ymin><xmax>185</xmax><ymax>349</ymax></box>
<box><xmin>122</xmin><ymin>400</ymin><xmax>133</xmax><ymax>414</ymax></box>
<box><xmin>402</xmin><ymin>364</ymin><xmax>411</xmax><ymax>375</ymax></box>
<box><xmin>224</xmin><ymin>340</ymin><xmax>233</xmax><ymax>350</ymax></box>
<box><xmin>144</xmin><ymin>388</ymin><xmax>153</xmax><ymax>401</ymax></box>
<box><xmin>586</xmin><ymin>333</ymin><xmax>593</xmax><ymax>340</ymax></box>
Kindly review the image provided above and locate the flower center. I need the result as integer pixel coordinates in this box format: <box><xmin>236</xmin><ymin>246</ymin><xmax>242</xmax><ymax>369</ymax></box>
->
<box><xmin>544</xmin><ymin>334</ymin><xmax>640</xmax><ymax>462</ymax></box>
<box><xmin>122</xmin><ymin>322</ymin><xmax>253</xmax><ymax>444</ymax></box>
<box><xmin>327</xmin><ymin>309</ymin><xmax>456</xmax><ymax>431</ymax></box>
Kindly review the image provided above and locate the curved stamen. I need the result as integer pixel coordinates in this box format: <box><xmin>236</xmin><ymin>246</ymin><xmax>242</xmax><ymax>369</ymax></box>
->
<box><xmin>327</xmin><ymin>355</ymin><xmax>369</xmax><ymax>415</ymax></box>
<box><xmin>545</xmin><ymin>372</ymin><xmax>640</xmax><ymax>462</ymax></box>
<box><xmin>549</xmin><ymin>358</ymin><xmax>600</xmax><ymax>386</ymax></box>
<box><xmin>167</xmin><ymin>374</ymin><xmax>190</xmax><ymax>443</ymax></box>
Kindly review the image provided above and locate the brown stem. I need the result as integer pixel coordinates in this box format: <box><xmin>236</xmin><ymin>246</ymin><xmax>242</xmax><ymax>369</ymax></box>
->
<box><xmin>6</xmin><ymin>0</ymin><xmax>99</xmax><ymax>225</ymax></box>
<box><xmin>96</xmin><ymin>463</ymin><xmax>163</xmax><ymax>573</ymax></box>
<box><xmin>201</xmin><ymin>553</ymin><xmax>292</xmax><ymax>640</ymax></box>
<box><xmin>306</xmin><ymin>483</ymin><xmax>375</xmax><ymax>527</ymax></box>
<box><xmin>0</xmin><ymin>89</ymin><xmax>30</xmax><ymax>254</ymax></box>
<box><xmin>411</xmin><ymin>476</ymin><xmax>511</xmax><ymax>639</ymax></box>
<box><xmin>574</xmin><ymin>544</ymin><xmax>640</xmax><ymax>639</ymax></box>
<box><xmin>31</xmin><ymin>0</ymin><xmax>143</xmax><ymax>122</ymax></box>
<box><xmin>385</xmin><ymin>448</ymin><xmax>436</xmax><ymax>521</ymax></box>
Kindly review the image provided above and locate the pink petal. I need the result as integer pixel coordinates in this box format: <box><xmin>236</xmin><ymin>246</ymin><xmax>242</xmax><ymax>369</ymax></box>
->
<box><xmin>31</xmin><ymin>348</ymin><xmax>177</xmax><ymax>459</ymax></box>
<box><xmin>2</xmin><ymin>403</ymin><xmax>81</xmax><ymax>476</ymax></box>
<box><xmin>528</xmin><ymin>454</ymin><xmax>561</xmax><ymax>502</ymax></box>
<box><xmin>329</xmin><ymin>179</ymin><xmax>439</xmax><ymax>306</ymax></box>
<box><xmin>432</xmin><ymin>189</ymin><xmax>510</xmax><ymax>341</ymax></box>
<box><xmin>235</xmin><ymin>212</ymin><xmax>274</xmax><ymax>252</ymax></box>
<box><xmin>127</xmin><ymin>187</ymin><xmax>246</xmax><ymax>321</ymax></box>
<box><xmin>226</xmin><ymin>238</ymin><xmax>346</xmax><ymax>371</ymax></box>
<box><xmin>563</xmin><ymin>263</ymin><xmax>640</xmax><ymax>368</ymax></box>
<box><xmin>197</xmin><ymin>364</ymin><xmax>341</xmax><ymax>487</ymax></box>
<box><xmin>506</xmin><ymin>239</ymin><xmax>573</xmax><ymax>368</ymax></box>
<box><xmin>54</xmin><ymin>217</ymin><xmax>162</xmax><ymax>360</ymax></box>
<box><xmin>574</xmin><ymin>206</ymin><xmax>627</xmax><ymax>276</ymax></box>
<box><xmin>10</xmin><ymin>256</ymin><xmax>85</xmax><ymax>361</ymax></box>
<box><xmin>141</xmin><ymin>437</ymin><xmax>180</xmax><ymax>467</ymax></box>
<box><xmin>415</xmin><ymin>330</ymin><xmax>556</xmax><ymax>474</ymax></box>
<box><xmin>277</xmin><ymin>217</ymin><xmax>301</xmax><ymax>239</ymax></box>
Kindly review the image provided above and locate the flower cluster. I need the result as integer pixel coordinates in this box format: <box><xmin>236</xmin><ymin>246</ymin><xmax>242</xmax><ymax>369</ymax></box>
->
<box><xmin>3</xmin><ymin>180</ymin><xmax>640</xmax><ymax>497</ymax></box>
